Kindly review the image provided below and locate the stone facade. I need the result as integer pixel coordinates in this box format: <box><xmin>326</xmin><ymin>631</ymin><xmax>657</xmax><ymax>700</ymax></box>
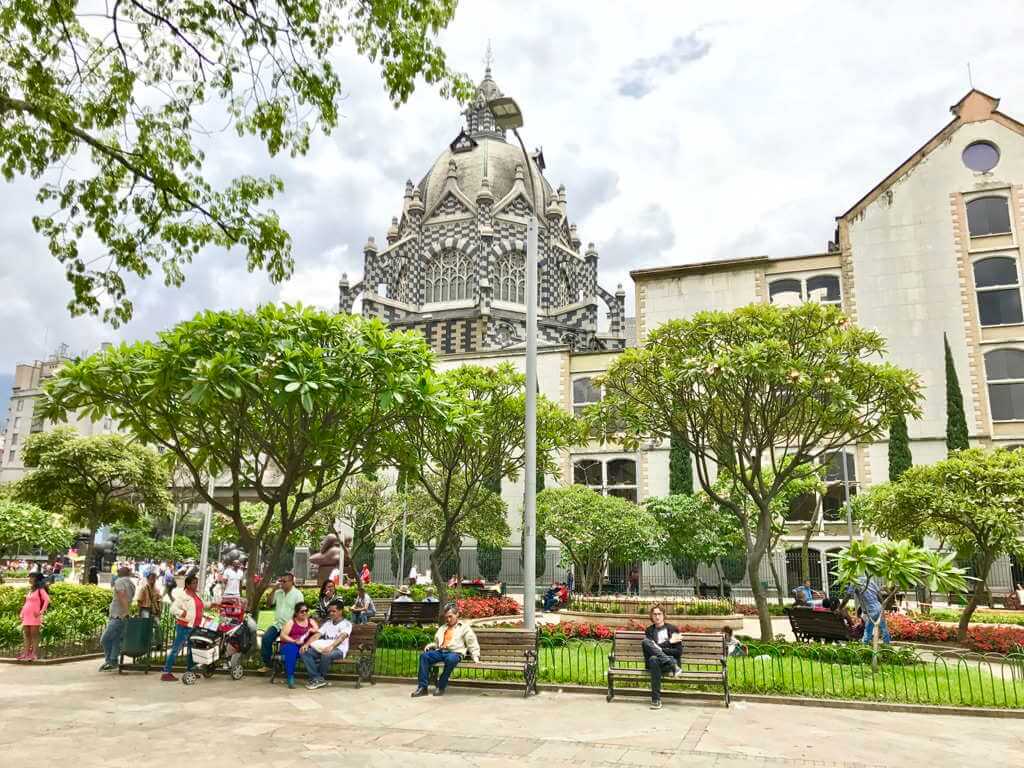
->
<box><xmin>338</xmin><ymin>67</ymin><xmax>626</xmax><ymax>355</ymax></box>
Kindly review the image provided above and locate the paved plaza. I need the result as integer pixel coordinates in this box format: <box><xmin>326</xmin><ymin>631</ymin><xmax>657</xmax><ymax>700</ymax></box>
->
<box><xmin>1</xmin><ymin>660</ymin><xmax>1021</xmax><ymax>767</ymax></box>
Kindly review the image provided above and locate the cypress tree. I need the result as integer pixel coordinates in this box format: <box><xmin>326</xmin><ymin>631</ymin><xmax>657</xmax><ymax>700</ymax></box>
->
<box><xmin>887</xmin><ymin>413</ymin><xmax>913</xmax><ymax>481</ymax></box>
<box><xmin>669</xmin><ymin>430</ymin><xmax>694</xmax><ymax>495</ymax></box>
<box><xmin>944</xmin><ymin>334</ymin><xmax>970</xmax><ymax>452</ymax></box>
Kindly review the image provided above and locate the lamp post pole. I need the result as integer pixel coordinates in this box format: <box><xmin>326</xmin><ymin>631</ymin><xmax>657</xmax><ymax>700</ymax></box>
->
<box><xmin>398</xmin><ymin>496</ymin><xmax>408</xmax><ymax>589</ymax></box>
<box><xmin>490</xmin><ymin>96</ymin><xmax>539</xmax><ymax>630</ymax></box>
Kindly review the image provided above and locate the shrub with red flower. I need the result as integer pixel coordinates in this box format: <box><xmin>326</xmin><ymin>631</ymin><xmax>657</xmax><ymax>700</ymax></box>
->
<box><xmin>883</xmin><ymin>613</ymin><xmax>1024</xmax><ymax>654</ymax></box>
<box><xmin>454</xmin><ymin>596</ymin><xmax>521</xmax><ymax>619</ymax></box>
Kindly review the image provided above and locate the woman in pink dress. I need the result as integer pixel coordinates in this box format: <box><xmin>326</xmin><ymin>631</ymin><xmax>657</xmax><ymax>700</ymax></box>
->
<box><xmin>19</xmin><ymin>572</ymin><xmax>49</xmax><ymax>660</ymax></box>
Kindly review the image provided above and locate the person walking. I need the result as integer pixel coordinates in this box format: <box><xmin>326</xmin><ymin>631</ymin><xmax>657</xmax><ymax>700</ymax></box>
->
<box><xmin>642</xmin><ymin>605</ymin><xmax>684</xmax><ymax>710</ymax></box>
<box><xmin>18</xmin><ymin>572</ymin><xmax>49</xmax><ymax>661</ymax></box>
<box><xmin>279</xmin><ymin>602</ymin><xmax>317</xmax><ymax>689</ymax></box>
<box><xmin>257</xmin><ymin>572</ymin><xmax>304</xmax><ymax>673</ymax></box>
<box><xmin>160</xmin><ymin>573</ymin><xmax>204</xmax><ymax>681</ymax></box>
<box><xmin>222</xmin><ymin>559</ymin><xmax>245</xmax><ymax>599</ymax></box>
<box><xmin>99</xmin><ymin>565</ymin><xmax>136</xmax><ymax>671</ymax></box>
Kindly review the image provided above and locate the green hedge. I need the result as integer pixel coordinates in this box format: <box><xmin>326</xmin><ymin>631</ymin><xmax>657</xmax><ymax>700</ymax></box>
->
<box><xmin>0</xmin><ymin>583</ymin><xmax>112</xmax><ymax>650</ymax></box>
<box><xmin>297</xmin><ymin>582</ymin><xmax>426</xmax><ymax>607</ymax></box>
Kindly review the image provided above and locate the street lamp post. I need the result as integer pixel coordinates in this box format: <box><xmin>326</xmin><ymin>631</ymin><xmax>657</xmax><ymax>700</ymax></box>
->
<box><xmin>197</xmin><ymin>473</ymin><xmax>215</xmax><ymax>594</ymax></box>
<box><xmin>489</xmin><ymin>95</ymin><xmax>538</xmax><ymax>630</ymax></box>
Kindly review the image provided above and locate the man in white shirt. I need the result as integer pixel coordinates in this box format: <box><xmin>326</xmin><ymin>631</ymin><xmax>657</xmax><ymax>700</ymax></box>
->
<box><xmin>222</xmin><ymin>560</ymin><xmax>244</xmax><ymax>598</ymax></box>
<box><xmin>394</xmin><ymin>585</ymin><xmax>413</xmax><ymax>602</ymax></box>
<box><xmin>300</xmin><ymin>599</ymin><xmax>351</xmax><ymax>689</ymax></box>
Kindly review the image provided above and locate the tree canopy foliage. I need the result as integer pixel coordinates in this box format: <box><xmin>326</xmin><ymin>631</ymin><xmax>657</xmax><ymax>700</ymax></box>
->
<box><xmin>537</xmin><ymin>485</ymin><xmax>655</xmax><ymax>594</ymax></box>
<box><xmin>855</xmin><ymin>447</ymin><xmax>1024</xmax><ymax>640</ymax></box>
<box><xmin>645</xmin><ymin>493</ymin><xmax>741</xmax><ymax>590</ymax></box>
<box><xmin>944</xmin><ymin>334</ymin><xmax>970</xmax><ymax>452</ymax></box>
<box><xmin>16</xmin><ymin>427</ymin><xmax>171</xmax><ymax>564</ymax></box>
<box><xmin>40</xmin><ymin>305</ymin><xmax>438</xmax><ymax>606</ymax></box>
<box><xmin>588</xmin><ymin>303</ymin><xmax>921</xmax><ymax>639</ymax></box>
<box><xmin>0</xmin><ymin>499</ymin><xmax>74</xmax><ymax>556</ymax></box>
<box><xmin>0</xmin><ymin>0</ymin><xmax>469</xmax><ymax>324</ymax></box>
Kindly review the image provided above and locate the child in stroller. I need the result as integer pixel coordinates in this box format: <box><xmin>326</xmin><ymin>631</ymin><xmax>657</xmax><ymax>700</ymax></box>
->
<box><xmin>181</xmin><ymin>597</ymin><xmax>256</xmax><ymax>685</ymax></box>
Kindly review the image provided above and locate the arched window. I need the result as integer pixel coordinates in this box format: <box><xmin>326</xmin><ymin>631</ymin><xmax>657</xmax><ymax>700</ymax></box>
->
<box><xmin>966</xmin><ymin>196</ymin><xmax>1012</xmax><ymax>237</ymax></box>
<box><xmin>806</xmin><ymin>275</ymin><xmax>841</xmax><ymax>306</ymax></box>
<box><xmin>572</xmin><ymin>457</ymin><xmax>637</xmax><ymax>503</ymax></box>
<box><xmin>425</xmin><ymin>249</ymin><xmax>475</xmax><ymax>303</ymax></box>
<box><xmin>768</xmin><ymin>278</ymin><xmax>802</xmax><ymax>306</ymax></box>
<box><xmin>768</xmin><ymin>274</ymin><xmax>842</xmax><ymax>307</ymax></box>
<box><xmin>786</xmin><ymin>548</ymin><xmax>823</xmax><ymax>592</ymax></box>
<box><xmin>985</xmin><ymin>349</ymin><xmax>1024</xmax><ymax>421</ymax></box>
<box><xmin>554</xmin><ymin>266</ymin><xmax>577</xmax><ymax>307</ymax></box>
<box><xmin>973</xmin><ymin>256</ymin><xmax>1023</xmax><ymax>326</ymax></box>
<box><xmin>822</xmin><ymin>451</ymin><xmax>857</xmax><ymax>520</ymax></box>
<box><xmin>495</xmin><ymin>251</ymin><xmax>525</xmax><ymax>304</ymax></box>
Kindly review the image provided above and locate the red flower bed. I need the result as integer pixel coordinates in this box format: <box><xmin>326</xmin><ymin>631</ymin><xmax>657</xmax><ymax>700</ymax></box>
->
<box><xmin>541</xmin><ymin>619</ymin><xmax>719</xmax><ymax>643</ymax></box>
<box><xmin>455</xmin><ymin>596</ymin><xmax>521</xmax><ymax>618</ymax></box>
<box><xmin>885</xmin><ymin>613</ymin><xmax>1024</xmax><ymax>654</ymax></box>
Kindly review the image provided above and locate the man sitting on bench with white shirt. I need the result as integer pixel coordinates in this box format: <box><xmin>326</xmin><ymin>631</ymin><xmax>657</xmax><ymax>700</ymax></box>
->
<box><xmin>643</xmin><ymin>605</ymin><xmax>685</xmax><ymax>710</ymax></box>
<box><xmin>300</xmin><ymin>599</ymin><xmax>351</xmax><ymax>689</ymax></box>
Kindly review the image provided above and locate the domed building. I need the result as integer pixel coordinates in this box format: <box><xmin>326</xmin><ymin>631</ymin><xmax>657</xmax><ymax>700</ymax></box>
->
<box><xmin>338</xmin><ymin>66</ymin><xmax>628</xmax><ymax>354</ymax></box>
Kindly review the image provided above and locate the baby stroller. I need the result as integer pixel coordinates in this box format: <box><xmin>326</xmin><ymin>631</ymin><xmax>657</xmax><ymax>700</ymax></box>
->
<box><xmin>181</xmin><ymin>604</ymin><xmax>255</xmax><ymax>685</ymax></box>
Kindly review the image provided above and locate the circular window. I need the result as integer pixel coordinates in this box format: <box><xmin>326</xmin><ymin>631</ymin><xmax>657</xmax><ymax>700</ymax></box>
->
<box><xmin>963</xmin><ymin>141</ymin><xmax>1000</xmax><ymax>172</ymax></box>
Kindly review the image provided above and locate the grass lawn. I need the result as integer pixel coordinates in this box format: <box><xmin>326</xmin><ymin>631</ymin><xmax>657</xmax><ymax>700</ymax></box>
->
<box><xmin>368</xmin><ymin>640</ymin><xmax>1024</xmax><ymax>708</ymax></box>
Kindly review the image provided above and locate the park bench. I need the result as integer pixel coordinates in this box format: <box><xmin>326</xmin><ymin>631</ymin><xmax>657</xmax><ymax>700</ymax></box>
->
<box><xmin>606</xmin><ymin>630</ymin><xmax>729</xmax><ymax>706</ymax></box>
<box><xmin>785</xmin><ymin>607</ymin><xmax>852</xmax><ymax>643</ymax></box>
<box><xmin>270</xmin><ymin>622</ymin><xmax>379</xmax><ymax>687</ymax></box>
<box><xmin>424</xmin><ymin>627</ymin><xmax>539</xmax><ymax>696</ymax></box>
<box><xmin>388</xmin><ymin>600</ymin><xmax>441</xmax><ymax>625</ymax></box>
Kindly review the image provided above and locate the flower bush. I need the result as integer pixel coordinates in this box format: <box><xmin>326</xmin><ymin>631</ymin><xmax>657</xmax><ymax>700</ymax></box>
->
<box><xmin>539</xmin><ymin>619</ymin><xmax>720</xmax><ymax>647</ymax></box>
<box><xmin>455</xmin><ymin>596</ymin><xmax>520</xmax><ymax>618</ymax></box>
<box><xmin>886</xmin><ymin>613</ymin><xmax>1024</xmax><ymax>654</ymax></box>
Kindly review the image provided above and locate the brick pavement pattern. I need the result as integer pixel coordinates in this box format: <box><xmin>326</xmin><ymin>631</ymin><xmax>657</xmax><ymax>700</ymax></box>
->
<box><xmin>1</xmin><ymin>660</ymin><xmax>1022</xmax><ymax>767</ymax></box>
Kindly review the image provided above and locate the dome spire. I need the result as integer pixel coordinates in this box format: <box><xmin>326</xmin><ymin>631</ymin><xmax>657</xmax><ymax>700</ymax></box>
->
<box><xmin>464</xmin><ymin>46</ymin><xmax>506</xmax><ymax>142</ymax></box>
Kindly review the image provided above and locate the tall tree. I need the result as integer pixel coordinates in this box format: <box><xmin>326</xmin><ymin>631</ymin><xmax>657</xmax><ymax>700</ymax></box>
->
<box><xmin>944</xmin><ymin>334</ymin><xmax>970</xmax><ymax>452</ymax></box>
<box><xmin>855</xmin><ymin>447</ymin><xmax>1024</xmax><ymax>641</ymax></box>
<box><xmin>0</xmin><ymin>1</ymin><xmax>469</xmax><ymax>324</ymax></box>
<box><xmin>537</xmin><ymin>486</ymin><xmax>656</xmax><ymax>594</ymax></box>
<box><xmin>40</xmin><ymin>306</ymin><xmax>437</xmax><ymax>608</ymax></box>
<box><xmin>669</xmin><ymin>431</ymin><xmax>694</xmax><ymax>495</ymax></box>
<box><xmin>589</xmin><ymin>303</ymin><xmax>921</xmax><ymax>639</ymax></box>
<box><xmin>646</xmin><ymin>493</ymin><xmax>742</xmax><ymax>594</ymax></box>
<box><xmin>888</xmin><ymin>414</ymin><xmax>913</xmax><ymax>481</ymax></box>
<box><xmin>399</xmin><ymin>363</ymin><xmax>579</xmax><ymax>606</ymax></box>
<box><xmin>16</xmin><ymin>427</ymin><xmax>171</xmax><ymax>566</ymax></box>
<box><xmin>0</xmin><ymin>500</ymin><xmax>74</xmax><ymax>557</ymax></box>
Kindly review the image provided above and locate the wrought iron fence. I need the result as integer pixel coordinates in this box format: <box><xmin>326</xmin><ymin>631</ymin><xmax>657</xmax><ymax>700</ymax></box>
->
<box><xmin>12</xmin><ymin>616</ymin><xmax>1024</xmax><ymax>709</ymax></box>
<box><xmin>0</xmin><ymin>631</ymin><xmax>102</xmax><ymax>660</ymax></box>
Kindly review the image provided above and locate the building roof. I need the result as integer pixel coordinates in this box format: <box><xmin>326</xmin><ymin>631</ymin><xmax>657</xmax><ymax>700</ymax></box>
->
<box><xmin>630</xmin><ymin>252</ymin><xmax>834</xmax><ymax>280</ymax></box>
<box><xmin>837</xmin><ymin>89</ymin><xmax>1024</xmax><ymax>222</ymax></box>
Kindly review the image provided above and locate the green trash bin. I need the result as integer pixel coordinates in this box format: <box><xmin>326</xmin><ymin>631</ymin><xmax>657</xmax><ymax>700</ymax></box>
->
<box><xmin>118</xmin><ymin>617</ymin><xmax>155</xmax><ymax>674</ymax></box>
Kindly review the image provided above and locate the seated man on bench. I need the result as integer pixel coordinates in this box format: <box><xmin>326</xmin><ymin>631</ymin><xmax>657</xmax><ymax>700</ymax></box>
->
<box><xmin>300</xmin><ymin>599</ymin><xmax>351</xmax><ymax>690</ymax></box>
<box><xmin>411</xmin><ymin>604</ymin><xmax>480</xmax><ymax>697</ymax></box>
<box><xmin>644</xmin><ymin>605</ymin><xmax>685</xmax><ymax>710</ymax></box>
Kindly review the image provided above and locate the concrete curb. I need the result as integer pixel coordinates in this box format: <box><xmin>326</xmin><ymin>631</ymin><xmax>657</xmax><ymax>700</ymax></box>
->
<box><xmin>0</xmin><ymin>652</ymin><xmax>103</xmax><ymax>666</ymax></box>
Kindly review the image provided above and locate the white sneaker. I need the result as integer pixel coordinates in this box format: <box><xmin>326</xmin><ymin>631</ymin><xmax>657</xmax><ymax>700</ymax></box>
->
<box><xmin>673</xmin><ymin>667</ymin><xmax>685</xmax><ymax>678</ymax></box>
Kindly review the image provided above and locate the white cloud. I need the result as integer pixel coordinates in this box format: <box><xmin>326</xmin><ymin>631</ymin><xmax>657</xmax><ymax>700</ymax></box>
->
<box><xmin>2</xmin><ymin>0</ymin><xmax>1024</xmax><ymax>370</ymax></box>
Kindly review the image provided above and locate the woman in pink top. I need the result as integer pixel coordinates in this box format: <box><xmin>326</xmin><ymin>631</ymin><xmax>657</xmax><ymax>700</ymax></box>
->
<box><xmin>19</xmin><ymin>573</ymin><xmax>50</xmax><ymax>660</ymax></box>
<box><xmin>279</xmin><ymin>602</ymin><xmax>318</xmax><ymax>689</ymax></box>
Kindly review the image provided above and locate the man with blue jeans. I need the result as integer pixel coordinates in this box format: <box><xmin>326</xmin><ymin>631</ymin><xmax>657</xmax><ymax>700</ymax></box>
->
<box><xmin>301</xmin><ymin>599</ymin><xmax>351</xmax><ymax>689</ymax></box>
<box><xmin>257</xmin><ymin>572</ymin><xmax>304</xmax><ymax>673</ymax></box>
<box><xmin>99</xmin><ymin>566</ymin><xmax>135</xmax><ymax>671</ymax></box>
<box><xmin>411</xmin><ymin>605</ymin><xmax>480</xmax><ymax>697</ymax></box>
<box><xmin>846</xmin><ymin>576</ymin><xmax>891</xmax><ymax>644</ymax></box>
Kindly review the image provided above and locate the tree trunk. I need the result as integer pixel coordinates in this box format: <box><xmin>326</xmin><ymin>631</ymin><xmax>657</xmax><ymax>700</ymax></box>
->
<box><xmin>768</xmin><ymin>551</ymin><xmax>785</xmax><ymax>606</ymax></box>
<box><xmin>957</xmin><ymin>553</ymin><xmax>993</xmax><ymax>643</ymax></box>
<box><xmin>800</xmin><ymin>504</ymin><xmax>822</xmax><ymax>583</ymax></box>
<box><xmin>747</xmin><ymin>503</ymin><xmax>775</xmax><ymax>641</ymax></box>
<box><xmin>429</xmin><ymin>550</ymin><xmax>448</xmax><ymax>613</ymax></box>
<box><xmin>83</xmin><ymin>527</ymin><xmax>97</xmax><ymax>581</ymax></box>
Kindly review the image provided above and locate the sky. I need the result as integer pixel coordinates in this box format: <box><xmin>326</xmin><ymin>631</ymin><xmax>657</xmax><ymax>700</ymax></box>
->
<box><xmin>1</xmin><ymin>0</ymin><xmax>1023</xmax><ymax>377</ymax></box>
